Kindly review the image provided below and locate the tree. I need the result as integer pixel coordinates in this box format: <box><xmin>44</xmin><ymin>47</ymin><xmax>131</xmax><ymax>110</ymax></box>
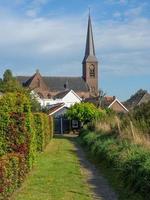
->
<box><xmin>66</xmin><ymin>102</ymin><xmax>105</xmax><ymax>125</ymax></box>
<box><xmin>0</xmin><ymin>69</ymin><xmax>23</xmax><ymax>93</ymax></box>
<box><xmin>3</xmin><ymin>69</ymin><xmax>13</xmax><ymax>83</ymax></box>
<box><xmin>97</xmin><ymin>89</ymin><xmax>106</xmax><ymax>108</ymax></box>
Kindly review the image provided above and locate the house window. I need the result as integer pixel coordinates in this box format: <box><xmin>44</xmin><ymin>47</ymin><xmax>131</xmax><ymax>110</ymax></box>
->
<box><xmin>89</xmin><ymin>65</ymin><xmax>95</xmax><ymax>77</ymax></box>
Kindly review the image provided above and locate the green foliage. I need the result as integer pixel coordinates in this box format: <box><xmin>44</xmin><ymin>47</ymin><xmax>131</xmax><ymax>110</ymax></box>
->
<box><xmin>0</xmin><ymin>92</ymin><xmax>53</xmax><ymax>199</ymax></box>
<box><xmin>66</xmin><ymin>102</ymin><xmax>105</xmax><ymax>125</ymax></box>
<box><xmin>0</xmin><ymin>69</ymin><xmax>23</xmax><ymax>93</ymax></box>
<box><xmin>3</xmin><ymin>69</ymin><xmax>13</xmax><ymax>82</ymax></box>
<box><xmin>30</xmin><ymin>95</ymin><xmax>41</xmax><ymax>112</ymax></box>
<box><xmin>33</xmin><ymin>113</ymin><xmax>53</xmax><ymax>152</ymax></box>
<box><xmin>79</xmin><ymin>130</ymin><xmax>150</xmax><ymax>199</ymax></box>
<box><xmin>131</xmin><ymin>101</ymin><xmax>150</xmax><ymax>134</ymax></box>
<box><xmin>0</xmin><ymin>153</ymin><xmax>27</xmax><ymax>199</ymax></box>
<box><xmin>0</xmin><ymin>92</ymin><xmax>31</xmax><ymax>157</ymax></box>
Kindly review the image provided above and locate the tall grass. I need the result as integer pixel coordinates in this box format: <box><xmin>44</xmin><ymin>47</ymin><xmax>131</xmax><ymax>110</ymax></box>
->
<box><xmin>79</xmin><ymin>129</ymin><xmax>150</xmax><ymax>200</ymax></box>
<box><xmin>79</xmin><ymin>109</ymin><xmax>150</xmax><ymax>200</ymax></box>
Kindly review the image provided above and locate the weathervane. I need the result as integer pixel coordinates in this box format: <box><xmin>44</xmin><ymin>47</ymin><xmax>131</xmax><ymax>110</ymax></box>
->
<box><xmin>88</xmin><ymin>6</ymin><xmax>91</xmax><ymax>16</ymax></box>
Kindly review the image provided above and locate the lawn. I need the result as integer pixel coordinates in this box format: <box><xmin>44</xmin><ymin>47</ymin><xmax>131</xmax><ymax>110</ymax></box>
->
<box><xmin>12</xmin><ymin>136</ymin><xmax>92</xmax><ymax>200</ymax></box>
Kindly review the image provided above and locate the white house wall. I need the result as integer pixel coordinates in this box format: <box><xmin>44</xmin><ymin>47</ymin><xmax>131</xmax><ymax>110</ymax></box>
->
<box><xmin>62</xmin><ymin>91</ymin><xmax>81</xmax><ymax>107</ymax></box>
<box><xmin>32</xmin><ymin>90</ymin><xmax>81</xmax><ymax>108</ymax></box>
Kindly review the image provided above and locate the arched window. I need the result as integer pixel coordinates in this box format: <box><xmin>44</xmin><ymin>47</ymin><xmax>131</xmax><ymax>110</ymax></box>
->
<box><xmin>89</xmin><ymin>65</ymin><xmax>95</xmax><ymax>77</ymax></box>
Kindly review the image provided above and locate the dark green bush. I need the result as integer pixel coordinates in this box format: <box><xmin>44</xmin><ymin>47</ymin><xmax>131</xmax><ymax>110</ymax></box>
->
<box><xmin>79</xmin><ymin>130</ymin><xmax>150</xmax><ymax>199</ymax></box>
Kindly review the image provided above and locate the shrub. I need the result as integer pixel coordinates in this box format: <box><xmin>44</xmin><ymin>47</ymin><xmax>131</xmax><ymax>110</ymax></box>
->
<box><xmin>0</xmin><ymin>92</ymin><xmax>31</xmax><ymax>157</ymax></box>
<box><xmin>33</xmin><ymin>113</ymin><xmax>53</xmax><ymax>152</ymax></box>
<box><xmin>0</xmin><ymin>153</ymin><xmax>27</xmax><ymax>200</ymax></box>
<box><xmin>79</xmin><ymin>130</ymin><xmax>150</xmax><ymax>199</ymax></box>
<box><xmin>0</xmin><ymin>92</ymin><xmax>53</xmax><ymax>199</ymax></box>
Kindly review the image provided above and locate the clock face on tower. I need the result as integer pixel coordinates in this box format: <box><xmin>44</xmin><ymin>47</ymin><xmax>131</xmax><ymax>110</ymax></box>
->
<box><xmin>89</xmin><ymin>64</ymin><xmax>95</xmax><ymax>77</ymax></box>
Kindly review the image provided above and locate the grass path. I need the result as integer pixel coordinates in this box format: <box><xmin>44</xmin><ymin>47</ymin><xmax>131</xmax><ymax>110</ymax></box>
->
<box><xmin>12</xmin><ymin>136</ymin><xmax>93</xmax><ymax>200</ymax></box>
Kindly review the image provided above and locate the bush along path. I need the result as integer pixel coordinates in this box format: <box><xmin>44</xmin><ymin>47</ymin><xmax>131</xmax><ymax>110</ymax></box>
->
<box><xmin>79</xmin><ymin>129</ymin><xmax>150</xmax><ymax>200</ymax></box>
<box><xmin>12</xmin><ymin>135</ymin><xmax>118</xmax><ymax>200</ymax></box>
<box><xmin>0</xmin><ymin>92</ymin><xmax>53</xmax><ymax>200</ymax></box>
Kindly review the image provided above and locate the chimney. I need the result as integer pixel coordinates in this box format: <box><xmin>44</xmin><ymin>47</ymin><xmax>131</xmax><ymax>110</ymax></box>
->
<box><xmin>113</xmin><ymin>96</ymin><xmax>116</xmax><ymax>100</ymax></box>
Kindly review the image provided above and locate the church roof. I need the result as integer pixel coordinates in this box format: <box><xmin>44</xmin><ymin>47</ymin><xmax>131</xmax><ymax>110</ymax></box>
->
<box><xmin>17</xmin><ymin>76</ymin><xmax>89</xmax><ymax>92</ymax></box>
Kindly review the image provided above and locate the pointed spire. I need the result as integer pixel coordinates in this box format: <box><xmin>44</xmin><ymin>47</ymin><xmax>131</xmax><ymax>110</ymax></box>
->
<box><xmin>83</xmin><ymin>12</ymin><xmax>97</xmax><ymax>62</ymax></box>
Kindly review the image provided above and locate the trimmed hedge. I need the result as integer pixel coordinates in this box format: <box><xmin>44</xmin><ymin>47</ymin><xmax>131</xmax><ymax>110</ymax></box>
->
<box><xmin>33</xmin><ymin>113</ymin><xmax>53</xmax><ymax>152</ymax></box>
<box><xmin>0</xmin><ymin>92</ymin><xmax>31</xmax><ymax>157</ymax></box>
<box><xmin>0</xmin><ymin>92</ymin><xmax>53</xmax><ymax>199</ymax></box>
<box><xmin>0</xmin><ymin>153</ymin><xmax>27</xmax><ymax>199</ymax></box>
<box><xmin>79</xmin><ymin>129</ymin><xmax>150</xmax><ymax>200</ymax></box>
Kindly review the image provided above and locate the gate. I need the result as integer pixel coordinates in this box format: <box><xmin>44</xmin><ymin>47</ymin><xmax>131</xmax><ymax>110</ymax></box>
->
<box><xmin>54</xmin><ymin>117</ymin><xmax>71</xmax><ymax>134</ymax></box>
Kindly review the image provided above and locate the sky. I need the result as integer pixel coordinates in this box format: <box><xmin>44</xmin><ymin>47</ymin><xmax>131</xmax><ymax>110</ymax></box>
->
<box><xmin>0</xmin><ymin>0</ymin><xmax>150</xmax><ymax>100</ymax></box>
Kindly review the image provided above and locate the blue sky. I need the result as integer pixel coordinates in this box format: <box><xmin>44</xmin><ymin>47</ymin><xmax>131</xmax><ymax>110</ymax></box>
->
<box><xmin>0</xmin><ymin>0</ymin><xmax>150</xmax><ymax>100</ymax></box>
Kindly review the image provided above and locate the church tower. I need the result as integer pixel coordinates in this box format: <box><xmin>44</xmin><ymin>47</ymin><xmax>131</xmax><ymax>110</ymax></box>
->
<box><xmin>82</xmin><ymin>14</ymin><xmax>98</xmax><ymax>96</ymax></box>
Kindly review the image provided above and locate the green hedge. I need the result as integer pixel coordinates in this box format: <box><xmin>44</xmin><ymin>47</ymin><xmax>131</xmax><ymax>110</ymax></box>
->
<box><xmin>79</xmin><ymin>130</ymin><xmax>150</xmax><ymax>200</ymax></box>
<box><xmin>0</xmin><ymin>153</ymin><xmax>27</xmax><ymax>199</ymax></box>
<box><xmin>0</xmin><ymin>92</ymin><xmax>31</xmax><ymax>157</ymax></box>
<box><xmin>34</xmin><ymin>113</ymin><xmax>53</xmax><ymax>152</ymax></box>
<box><xmin>0</xmin><ymin>92</ymin><xmax>53</xmax><ymax>199</ymax></box>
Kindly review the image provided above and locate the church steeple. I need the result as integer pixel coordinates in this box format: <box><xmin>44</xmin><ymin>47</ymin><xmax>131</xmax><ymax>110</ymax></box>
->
<box><xmin>83</xmin><ymin>14</ymin><xmax>97</xmax><ymax>62</ymax></box>
<box><xmin>82</xmin><ymin>13</ymin><xmax>99</xmax><ymax>96</ymax></box>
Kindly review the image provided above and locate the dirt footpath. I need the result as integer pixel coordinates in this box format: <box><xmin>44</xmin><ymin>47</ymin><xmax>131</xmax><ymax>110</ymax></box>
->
<box><xmin>67</xmin><ymin>134</ymin><xmax>118</xmax><ymax>200</ymax></box>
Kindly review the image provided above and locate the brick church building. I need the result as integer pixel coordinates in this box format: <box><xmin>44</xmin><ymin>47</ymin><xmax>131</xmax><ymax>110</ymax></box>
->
<box><xmin>17</xmin><ymin>14</ymin><xmax>99</xmax><ymax>100</ymax></box>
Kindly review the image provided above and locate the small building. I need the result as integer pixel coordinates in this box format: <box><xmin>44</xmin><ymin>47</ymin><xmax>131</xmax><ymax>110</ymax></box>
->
<box><xmin>124</xmin><ymin>89</ymin><xmax>150</xmax><ymax>110</ymax></box>
<box><xmin>48</xmin><ymin>90</ymin><xmax>81</xmax><ymax>134</ymax></box>
<box><xmin>31</xmin><ymin>89</ymin><xmax>82</xmax><ymax>108</ymax></box>
<box><xmin>53</xmin><ymin>89</ymin><xmax>82</xmax><ymax>108</ymax></box>
<box><xmin>85</xmin><ymin>95</ymin><xmax>128</xmax><ymax>113</ymax></box>
<box><xmin>102</xmin><ymin>96</ymin><xmax>128</xmax><ymax>113</ymax></box>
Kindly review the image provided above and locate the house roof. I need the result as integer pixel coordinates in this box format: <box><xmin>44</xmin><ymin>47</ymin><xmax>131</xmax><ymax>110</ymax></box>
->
<box><xmin>54</xmin><ymin>90</ymin><xmax>70</xmax><ymax>99</ymax></box>
<box><xmin>54</xmin><ymin>89</ymin><xmax>82</xmax><ymax>101</ymax></box>
<box><xmin>124</xmin><ymin>89</ymin><xmax>150</xmax><ymax>109</ymax></box>
<box><xmin>102</xmin><ymin>96</ymin><xmax>115</xmax><ymax>107</ymax></box>
<box><xmin>108</xmin><ymin>98</ymin><xmax>129</xmax><ymax>112</ymax></box>
<box><xmin>48</xmin><ymin>103</ymin><xmax>66</xmax><ymax>116</ymax></box>
<box><xmin>138</xmin><ymin>93</ymin><xmax>150</xmax><ymax>105</ymax></box>
<box><xmin>17</xmin><ymin>76</ymin><xmax>89</xmax><ymax>92</ymax></box>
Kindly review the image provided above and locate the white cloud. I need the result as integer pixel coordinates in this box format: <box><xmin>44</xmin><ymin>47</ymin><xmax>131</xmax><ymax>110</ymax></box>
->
<box><xmin>0</xmin><ymin>11</ymin><xmax>150</xmax><ymax>77</ymax></box>
<box><xmin>124</xmin><ymin>6</ymin><xmax>143</xmax><ymax>18</ymax></box>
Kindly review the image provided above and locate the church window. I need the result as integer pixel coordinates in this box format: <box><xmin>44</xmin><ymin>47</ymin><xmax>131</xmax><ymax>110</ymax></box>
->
<box><xmin>89</xmin><ymin>65</ymin><xmax>95</xmax><ymax>77</ymax></box>
<box><xmin>47</xmin><ymin>93</ymin><xmax>51</xmax><ymax>99</ymax></box>
<box><xmin>37</xmin><ymin>78</ymin><xmax>40</xmax><ymax>87</ymax></box>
